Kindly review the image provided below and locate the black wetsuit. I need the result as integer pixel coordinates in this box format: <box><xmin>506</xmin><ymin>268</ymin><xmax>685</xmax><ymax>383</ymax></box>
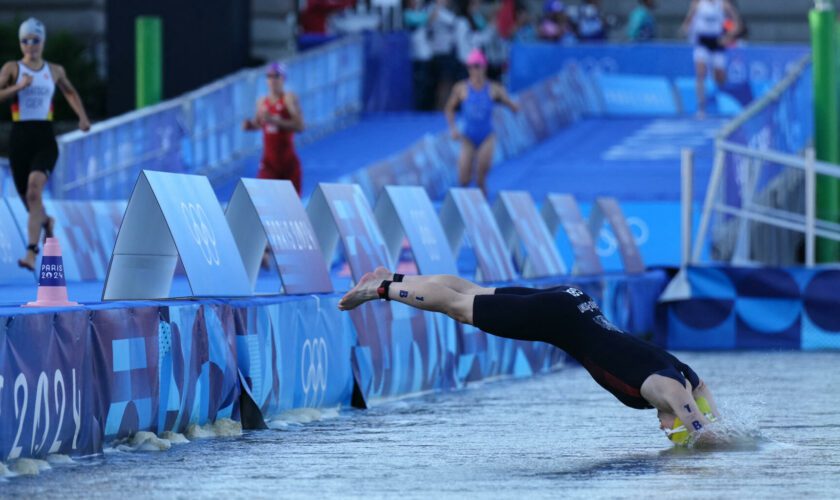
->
<box><xmin>472</xmin><ymin>286</ymin><xmax>700</xmax><ymax>409</ymax></box>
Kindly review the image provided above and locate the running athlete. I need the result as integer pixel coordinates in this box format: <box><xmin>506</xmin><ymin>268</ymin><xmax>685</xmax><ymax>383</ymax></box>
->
<box><xmin>0</xmin><ymin>18</ymin><xmax>91</xmax><ymax>271</ymax></box>
<box><xmin>681</xmin><ymin>0</ymin><xmax>741</xmax><ymax>118</ymax></box>
<box><xmin>444</xmin><ymin>49</ymin><xmax>518</xmax><ymax>195</ymax></box>
<box><xmin>243</xmin><ymin>62</ymin><xmax>304</xmax><ymax>194</ymax></box>
<box><xmin>339</xmin><ymin>268</ymin><xmax>722</xmax><ymax>446</ymax></box>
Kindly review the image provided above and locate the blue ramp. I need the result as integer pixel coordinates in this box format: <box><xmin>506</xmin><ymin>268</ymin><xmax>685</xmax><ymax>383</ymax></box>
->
<box><xmin>487</xmin><ymin>117</ymin><xmax>725</xmax><ymax>203</ymax></box>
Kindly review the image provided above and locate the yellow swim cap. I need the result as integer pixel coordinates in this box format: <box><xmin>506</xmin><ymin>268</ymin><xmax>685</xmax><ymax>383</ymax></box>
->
<box><xmin>665</xmin><ymin>397</ymin><xmax>716</xmax><ymax>446</ymax></box>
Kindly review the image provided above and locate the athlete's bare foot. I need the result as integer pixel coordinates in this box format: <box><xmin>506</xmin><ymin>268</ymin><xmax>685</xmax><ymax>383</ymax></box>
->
<box><xmin>338</xmin><ymin>272</ymin><xmax>382</xmax><ymax>310</ymax></box>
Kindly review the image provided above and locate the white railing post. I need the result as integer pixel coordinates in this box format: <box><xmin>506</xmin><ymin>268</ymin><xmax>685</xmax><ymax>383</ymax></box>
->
<box><xmin>805</xmin><ymin>147</ymin><xmax>817</xmax><ymax>267</ymax></box>
<box><xmin>692</xmin><ymin>146</ymin><xmax>727</xmax><ymax>263</ymax></box>
<box><xmin>681</xmin><ymin>148</ymin><xmax>694</xmax><ymax>268</ymax></box>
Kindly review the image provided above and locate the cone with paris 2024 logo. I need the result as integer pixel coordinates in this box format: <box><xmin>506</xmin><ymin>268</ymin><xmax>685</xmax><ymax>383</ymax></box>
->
<box><xmin>24</xmin><ymin>237</ymin><xmax>78</xmax><ymax>307</ymax></box>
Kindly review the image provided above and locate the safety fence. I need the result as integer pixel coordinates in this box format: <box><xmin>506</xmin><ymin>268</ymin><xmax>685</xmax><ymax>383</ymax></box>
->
<box><xmin>691</xmin><ymin>54</ymin><xmax>831</xmax><ymax>266</ymax></box>
<box><xmin>50</xmin><ymin>37</ymin><xmax>364</xmax><ymax>201</ymax></box>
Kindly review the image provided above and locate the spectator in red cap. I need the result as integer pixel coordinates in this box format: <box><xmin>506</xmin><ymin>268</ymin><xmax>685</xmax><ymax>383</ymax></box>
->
<box><xmin>243</xmin><ymin>62</ymin><xmax>305</xmax><ymax>194</ymax></box>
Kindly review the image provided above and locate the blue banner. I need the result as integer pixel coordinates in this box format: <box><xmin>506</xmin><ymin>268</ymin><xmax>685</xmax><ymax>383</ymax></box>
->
<box><xmin>509</xmin><ymin>42</ymin><xmax>810</xmax><ymax>94</ymax></box>
<box><xmin>657</xmin><ymin>266</ymin><xmax>840</xmax><ymax>351</ymax></box>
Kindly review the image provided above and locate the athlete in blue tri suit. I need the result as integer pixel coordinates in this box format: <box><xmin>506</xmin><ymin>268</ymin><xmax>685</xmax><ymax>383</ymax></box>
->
<box><xmin>339</xmin><ymin>268</ymin><xmax>723</xmax><ymax>446</ymax></box>
<box><xmin>444</xmin><ymin>49</ymin><xmax>518</xmax><ymax>195</ymax></box>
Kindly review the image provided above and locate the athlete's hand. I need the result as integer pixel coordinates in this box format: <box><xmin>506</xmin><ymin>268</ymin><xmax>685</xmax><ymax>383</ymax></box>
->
<box><xmin>78</xmin><ymin>117</ymin><xmax>91</xmax><ymax>132</ymax></box>
<box><xmin>17</xmin><ymin>74</ymin><xmax>33</xmax><ymax>90</ymax></box>
<box><xmin>242</xmin><ymin>119</ymin><xmax>255</xmax><ymax>130</ymax></box>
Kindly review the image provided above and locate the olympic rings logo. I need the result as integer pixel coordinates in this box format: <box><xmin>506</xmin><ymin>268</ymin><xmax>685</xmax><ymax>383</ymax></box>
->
<box><xmin>180</xmin><ymin>202</ymin><xmax>220</xmax><ymax>266</ymax></box>
<box><xmin>596</xmin><ymin>217</ymin><xmax>650</xmax><ymax>258</ymax></box>
<box><xmin>301</xmin><ymin>337</ymin><xmax>328</xmax><ymax>407</ymax></box>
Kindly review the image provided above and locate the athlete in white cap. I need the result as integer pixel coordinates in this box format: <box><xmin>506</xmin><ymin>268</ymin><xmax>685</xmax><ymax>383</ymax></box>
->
<box><xmin>0</xmin><ymin>18</ymin><xmax>91</xmax><ymax>271</ymax></box>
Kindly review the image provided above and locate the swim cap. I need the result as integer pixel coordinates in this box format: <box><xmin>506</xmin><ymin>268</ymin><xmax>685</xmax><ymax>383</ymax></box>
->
<box><xmin>665</xmin><ymin>397</ymin><xmax>717</xmax><ymax>446</ymax></box>
<box><xmin>19</xmin><ymin>18</ymin><xmax>46</xmax><ymax>42</ymax></box>
<box><xmin>466</xmin><ymin>49</ymin><xmax>487</xmax><ymax>67</ymax></box>
<box><xmin>266</xmin><ymin>61</ymin><xmax>287</xmax><ymax>77</ymax></box>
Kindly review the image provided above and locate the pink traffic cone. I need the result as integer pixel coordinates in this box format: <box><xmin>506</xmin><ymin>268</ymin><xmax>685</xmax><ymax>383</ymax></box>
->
<box><xmin>24</xmin><ymin>237</ymin><xmax>78</xmax><ymax>308</ymax></box>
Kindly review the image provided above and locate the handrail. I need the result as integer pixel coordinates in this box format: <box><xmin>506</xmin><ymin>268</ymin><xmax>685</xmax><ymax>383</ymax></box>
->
<box><xmin>691</xmin><ymin>52</ymin><xmax>832</xmax><ymax>267</ymax></box>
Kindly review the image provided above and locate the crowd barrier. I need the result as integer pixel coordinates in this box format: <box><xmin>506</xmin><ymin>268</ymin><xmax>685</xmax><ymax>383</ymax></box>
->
<box><xmin>656</xmin><ymin>266</ymin><xmax>840</xmax><ymax>350</ymax></box>
<box><xmin>51</xmin><ymin>37</ymin><xmax>364</xmax><ymax>201</ymax></box>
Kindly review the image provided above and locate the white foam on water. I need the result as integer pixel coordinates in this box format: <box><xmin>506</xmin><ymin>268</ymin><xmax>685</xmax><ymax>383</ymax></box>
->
<box><xmin>8</xmin><ymin>458</ymin><xmax>51</xmax><ymax>476</ymax></box>
<box><xmin>46</xmin><ymin>454</ymin><xmax>75</xmax><ymax>465</ymax></box>
<box><xmin>160</xmin><ymin>431</ymin><xmax>190</xmax><ymax>445</ymax></box>
<box><xmin>114</xmin><ymin>431</ymin><xmax>172</xmax><ymax>452</ymax></box>
<box><xmin>267</xmin><ymin>407</ymin><xmax>340</xmax><ymax>429</ymax></box>
<box><xmin>186</xmin><ymin>419</ymin><xmax>242</xmax><ymax>439</ymax></box>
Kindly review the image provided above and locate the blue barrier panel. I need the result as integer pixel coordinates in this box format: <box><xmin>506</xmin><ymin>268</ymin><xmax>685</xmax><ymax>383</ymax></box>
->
<box><xmin>0</xmin><ymin>310</ymin><xmax>98</xmax><ymax>460</ymax></box>
<box><xmin>234</xmin><ymin>296</ymin><xmax>354</xmax><ymax>416</ymax></box>
<box><xmin>596</xmin><ymin>74</ymin><xmax>678</xmax><ymax>116</ymax></box>
<box><xmin>494</xmin><ymin>191</ymin><xmax>567</xmax><ymax>278</ymax></box>
<box><xmin>374</xmin><ymin>185</ymin><xmax>459</xmax><ymax>276</ymax></box>
<box><xmin>226</xmin><ymin>179</ymin><xmax>333</xmax><ymax>294</ymax></box>
<box><xmin>104</xmin><ymin>171</ymin><xmax>251</xmax><ymax>300</ymax></box>
<box><xmin>657</xmin><ymin>266</ymin><xmax>840</xmax><ymax>350</ymax></box>
<box><xmin>509</xmin><ymin>42</ymin><xmax>810</xmax><ymax>94</ymax></box>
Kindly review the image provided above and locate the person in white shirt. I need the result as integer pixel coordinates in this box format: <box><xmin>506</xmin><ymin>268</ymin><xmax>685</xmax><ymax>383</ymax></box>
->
<box><xmin>681</xmin><ymin>0</ymin><xmax>741</xmax><ymax>118</ymax></box>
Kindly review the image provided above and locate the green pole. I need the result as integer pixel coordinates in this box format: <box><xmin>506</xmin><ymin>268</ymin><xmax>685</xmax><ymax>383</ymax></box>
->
<box><xmin>809</xmin><ymin>8</ymin><xmax>840</xmax><ymax>262</ymax></box>
<box><xmin>135</xmin><ymin>16</ymin><xmax>162</xmax><ymax>109</ymax></box>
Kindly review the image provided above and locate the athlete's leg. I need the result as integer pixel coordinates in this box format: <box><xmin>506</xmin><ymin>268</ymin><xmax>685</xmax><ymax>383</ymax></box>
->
<box><xmin>371</xmin><ymin>266</ymin><xmax>493</xmax><ymax>295</ymax></box>
<box><xmin>475</xmin><ymin>134</ymin><xmax>496</xmax><ymax>195</ymax></box>
<box><xmin>338</xmin><ymin>271</ymin><xmax>477</xmax><ymax>324</ymax></box>
<box><xmin>695</xmin><ymin>60</ymin><xmax>708</xmax><ymax>117</ymax></box>
<box><xmin>20</xmin><ymin>171</ymin><xmax>49</xmax><ymax>268</ymax></box>
<box><xmin>457</xmin><ymin>138</ymin><xmax>476</xmax><ymax>187</ymax></box>
<box><xmin>339</xmin><ymin>271</ymin><xmax>560</xmax><ymax>344</ymax></box>
<box><xmin>712</xmin><ymin>53</ymin><xmax>726</xmax><ymax>86</ymax></box>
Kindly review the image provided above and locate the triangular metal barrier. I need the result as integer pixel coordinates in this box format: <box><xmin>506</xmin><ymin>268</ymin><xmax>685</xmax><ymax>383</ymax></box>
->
<box><xmin>225</xmin><ymin>178</ymin><xmax>333</xmax><ymax>294</ymax></box>
<box><xmin>439</xmin><ymin>187</ymin><xmax>516</xmax><ymax>283</ymax></box>
<box><xmin>493</xmin><ymin>190</ymin><xmax>567</xmax><ymax>279</ymax></box>
<box><xmin>103</xmin><ymin>170</ymin><xmax>251</xmax><ymax>300</ymax></box>
<box><xmin>374</xmin><ymin>185</ymin><xmax>458</xmax><ymax>276</ymax></box>
<box><xmin>306</xmin><ymin>183</ymin><xmax>391</xmax><ymax>282</ymax></box>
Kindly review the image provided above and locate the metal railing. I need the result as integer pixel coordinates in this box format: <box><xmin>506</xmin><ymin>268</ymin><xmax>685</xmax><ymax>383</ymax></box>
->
<box><xmin>687</xmin><ymin>53</ymin><xmax>840</xmax><ymax>268</ymax></box>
